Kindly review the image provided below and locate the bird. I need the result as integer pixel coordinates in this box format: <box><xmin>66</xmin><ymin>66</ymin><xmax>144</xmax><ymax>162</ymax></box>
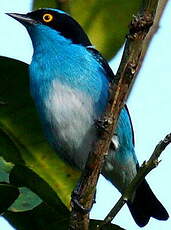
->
<box><xmin>7</xmin><ymin>8</ymin><xmax>169</xmax><ymax>227</ymax></box>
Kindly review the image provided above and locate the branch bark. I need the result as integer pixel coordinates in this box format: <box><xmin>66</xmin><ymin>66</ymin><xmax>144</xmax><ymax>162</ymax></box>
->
<box><xmin>127</xmin><ymin>0</ymin><xmax>169</xmax><ymax>96</ymax></box>
<box><xmin>69</xmin><ymin>0</ymin><xmax>169</xmax><ymax>229</ymax></box>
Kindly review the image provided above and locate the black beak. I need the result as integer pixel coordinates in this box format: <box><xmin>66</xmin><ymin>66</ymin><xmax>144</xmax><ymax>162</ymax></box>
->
<box><xmin>6</xmin><ymin>13</ymin><xmax>36</xmax><ymax>25</ymax></box>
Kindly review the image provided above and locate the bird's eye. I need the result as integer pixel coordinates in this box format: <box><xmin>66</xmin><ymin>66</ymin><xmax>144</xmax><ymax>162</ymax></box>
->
<box><xmin>43</xmin><ymin>13</ymin><xmax>53</xmax><ymax>23</ymax></box>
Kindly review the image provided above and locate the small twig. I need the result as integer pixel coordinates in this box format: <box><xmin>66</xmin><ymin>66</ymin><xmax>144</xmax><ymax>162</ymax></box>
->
<box><xmin>69</xmin><ymin>0</ymin><xmax>168</xmax><ymax>229</ymax></box>
<box><xmin>98</xmin><ymin>133</ymin><xmax>171</xmax><ymax>228</ymax></box>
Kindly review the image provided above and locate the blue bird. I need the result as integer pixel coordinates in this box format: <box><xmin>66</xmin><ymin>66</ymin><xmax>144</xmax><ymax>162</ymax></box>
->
<box><xmin>7</xmin><ymin>9</ymin><xmax>169</xmax><ymax>227</ymax></box>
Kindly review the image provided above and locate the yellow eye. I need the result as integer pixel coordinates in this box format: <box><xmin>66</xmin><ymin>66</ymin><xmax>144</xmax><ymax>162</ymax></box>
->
<box><xmin>43</xmin><ymin>13</ymin><xmax>53</xmax><ymax>23</ymax></box>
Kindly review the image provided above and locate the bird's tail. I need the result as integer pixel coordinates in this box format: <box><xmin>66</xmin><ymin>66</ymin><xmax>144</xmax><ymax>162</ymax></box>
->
<box><xmin>127</xmin><ymin>179</ymin><xmax>169</xmax><ymax>227</ymax></box>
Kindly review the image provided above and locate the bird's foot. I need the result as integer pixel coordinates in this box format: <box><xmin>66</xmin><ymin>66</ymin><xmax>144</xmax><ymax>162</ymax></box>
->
<box><xmin>95</xmin><ymin>118</ymin><xmax>110</xmax><ymax>134</ymax></box>
<box><xmin>71</xmin><ymin>190</ymin><xmax>91</xmax><ymax>214</ymax></box>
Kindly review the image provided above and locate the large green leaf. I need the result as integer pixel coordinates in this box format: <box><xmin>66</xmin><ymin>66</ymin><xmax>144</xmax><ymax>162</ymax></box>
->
<box><xmin>0</xmin><ymin>57</ymin><xmax>80</xmax><ymax>209</ymax></box>
<box><xmin>33</xmin><ymin>0</ymin><xmax>141</xmax><ymax>59</ymax></box>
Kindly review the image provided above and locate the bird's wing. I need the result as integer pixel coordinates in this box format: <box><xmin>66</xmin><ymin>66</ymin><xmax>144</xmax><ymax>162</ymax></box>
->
<box><xmin>86</xmin><ymin>46</ymin><xmax>115</xmax><ymax>82</ymax></box>
<box><xmin>124</xmin><ymin>105</ymin><xmax>135</xmax><ymax>146</ymax></box>
<box><xmin>87</xmin><ymin>46</ymin><xmax>135</xmax><ymax>146</ymax></box>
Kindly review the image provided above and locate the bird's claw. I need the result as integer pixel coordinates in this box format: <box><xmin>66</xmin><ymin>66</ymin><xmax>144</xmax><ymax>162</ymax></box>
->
<box><xmin>71</xmin><ymin>198</ymin><xmax>91</xmax><ymax>214</ymax></box>
<box><xmin>71</xmin><ymin>192</ymin><xmax>91</xmax><ymax>214</ymax></box>
<box><xmin>95</xmin><ymin>118</ymin><xmax>110</xmax><ymax>134</ymax></box>
<box><xmin>71</xmin><ymin>188</ymin><xmax>96</xmax><ymax>214</ymax></box>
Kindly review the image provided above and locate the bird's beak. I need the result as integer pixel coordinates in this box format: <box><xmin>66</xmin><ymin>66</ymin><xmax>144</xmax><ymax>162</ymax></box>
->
<box><xmin>6</xmin><ymin>13</ymin><xmax>36</xmax><ymax>25</ymax></box>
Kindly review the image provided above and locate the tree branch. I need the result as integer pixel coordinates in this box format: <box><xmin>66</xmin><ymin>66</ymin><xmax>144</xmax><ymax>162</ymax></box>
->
<box><xmin>69</xmin><ymin>0</ymin><xmax>168</xmax><ymax>229</ymax></box>
<box><xmin>98</xmin><ymin>133</ymin><xmax>171</xmax><ymax>228</ymax></box>
<box><xmin>126</xmin><ymin>0</ymin><xmax>169</xmax><ymax>95</ymax></box>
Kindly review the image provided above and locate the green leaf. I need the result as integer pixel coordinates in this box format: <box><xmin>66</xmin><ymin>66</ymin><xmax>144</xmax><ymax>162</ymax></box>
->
<box><xmin>33</xmin><ymin>0</ymin><xmax>141</xmax><ymax>59</ymax></box>
<box><xmin>0</xmin><ymin>183</ymin><xmax>19</xmax><ymax>214</ymax></box>
<box><xmin>9</xmin><ymin>187</ymin><xmax>42</xmax><ymax>212</ymax></box>
<box><xmin>0</xmin><ymin>56</ymin><xmax>80</xmax><ymax>208</ymax></box>
<box><xmin>0</xmin><ymin>157</ymin><xmax>14</xmax><ymax>182</ymax></box>
<box><xmin>9</xmin><ymin>165</ymin><xmax>67</xmax><ymax>211</ymax></box>
<box><xmin>0</xmin><ymin>128</ymin><xmax>24</xmax><ymax>165</ymax></box>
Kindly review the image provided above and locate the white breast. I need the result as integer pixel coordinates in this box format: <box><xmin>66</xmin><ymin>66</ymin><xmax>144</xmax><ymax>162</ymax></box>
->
<box><xmin>43</xmin><ymin>80</ymin><xmax>96</xmax><ymax>169</ymax></box>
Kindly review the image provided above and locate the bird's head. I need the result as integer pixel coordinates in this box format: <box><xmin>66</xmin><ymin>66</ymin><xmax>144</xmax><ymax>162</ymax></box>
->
<box><xmin>6</xmin><ymin>8</ymin><xmax>91</xmax><ymax>47</ymax></box>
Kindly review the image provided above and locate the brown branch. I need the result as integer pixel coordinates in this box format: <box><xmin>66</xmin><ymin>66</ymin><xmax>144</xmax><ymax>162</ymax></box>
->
<box><xmin>99</xmin><ymin>133</ymin><xmax>171</xmax><ymax>228</ymax></box>
<box><xmin>144</xmin><ymin>0</ymin><xmax>168</xmax><ymax>41</ymax></box>
<box><xmin>127</xmin><ymin>0</ymin><xmax>169</xmax><ymax>96</ymax></box>
<box><xmin>69</xmin><ymin>0</ymin><xmax>168</xmax><ymax>229</ymax></box>
<box><xmin>138</xmin><ymin>0</ymin><xmax>169</xmax><ymax>70</ymax></box>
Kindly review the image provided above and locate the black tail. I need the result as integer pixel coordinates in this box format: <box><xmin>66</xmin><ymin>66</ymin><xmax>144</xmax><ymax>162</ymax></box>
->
<box><xmin>127</xmin><ymin>179</ymin><xmax>169</xmax><ymax>227</ymax></box>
